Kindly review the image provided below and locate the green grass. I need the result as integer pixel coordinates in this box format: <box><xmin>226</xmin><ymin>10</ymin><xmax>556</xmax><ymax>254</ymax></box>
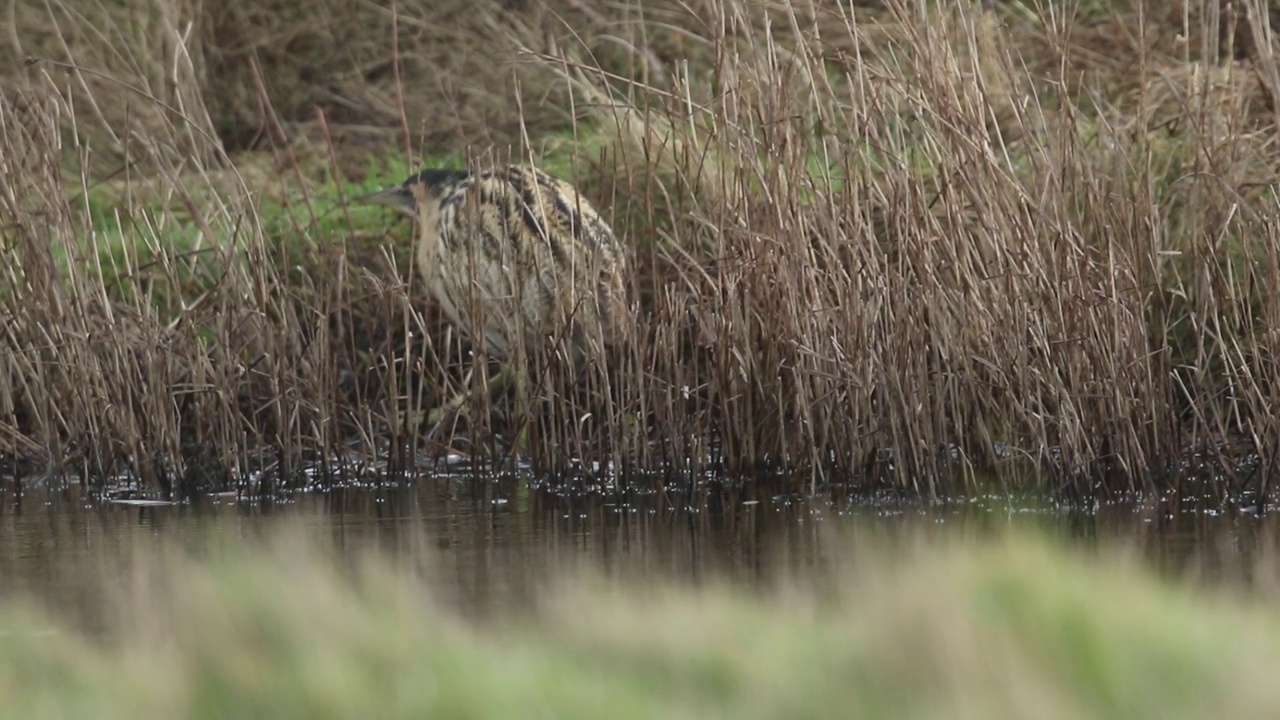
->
<box><xmin>2</xmin><ymin>530</ymin><xmax>1279</xmax><ymax>719</ymax></box>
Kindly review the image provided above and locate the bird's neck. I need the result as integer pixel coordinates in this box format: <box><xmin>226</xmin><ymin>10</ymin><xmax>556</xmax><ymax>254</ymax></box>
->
<box><xmin>415</xmin><ymin>199</ymin><xmax>445</xmax><ymax>283</ymax></box>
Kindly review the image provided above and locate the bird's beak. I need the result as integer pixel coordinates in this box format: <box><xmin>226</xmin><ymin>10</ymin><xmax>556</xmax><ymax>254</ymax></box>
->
<box><xmin>357</xmin><ymin>186</ymin><xmax>417</xmax><ymax>216</ymax></box>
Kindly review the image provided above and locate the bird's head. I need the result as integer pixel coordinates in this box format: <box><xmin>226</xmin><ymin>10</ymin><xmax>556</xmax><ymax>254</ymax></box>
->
<box><xmin>357</xmin><ymin>169</ymin><xmax>469</xmax><ymax>217</ymax></box>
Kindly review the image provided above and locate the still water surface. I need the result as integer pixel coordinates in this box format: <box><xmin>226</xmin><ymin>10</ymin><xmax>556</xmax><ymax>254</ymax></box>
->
<box><xmin>3</xmin><ymin>477</ymin><xmax>1278</xmax><ymax>628</ymax></box>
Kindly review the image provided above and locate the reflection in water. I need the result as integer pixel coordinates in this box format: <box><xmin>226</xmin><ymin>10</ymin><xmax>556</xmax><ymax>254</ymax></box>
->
<box><xmin>2</xmin><ymin>477</ymin><xmax>1279</xmax><ymax>631</ymax></box>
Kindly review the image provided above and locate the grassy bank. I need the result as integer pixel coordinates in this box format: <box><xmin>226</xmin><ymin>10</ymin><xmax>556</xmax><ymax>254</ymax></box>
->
<box><xmin>3</xmin><ymin>0</ymin><xmax>1280</xmax><ymax>498</ymax></box>
<box><xmin>2</xmin><ymin>529</ymin><xmax>1280</xmax><ymax>718</ymax></box>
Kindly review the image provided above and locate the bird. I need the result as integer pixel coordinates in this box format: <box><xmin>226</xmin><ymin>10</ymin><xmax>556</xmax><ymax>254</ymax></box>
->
<box><xmin>360</xmin><ymin>162</ymin><xmax>629</xmax><ymax>422</ymax></box>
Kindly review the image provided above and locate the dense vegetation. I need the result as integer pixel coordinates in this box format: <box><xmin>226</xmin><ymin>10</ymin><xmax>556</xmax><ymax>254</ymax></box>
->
<box><xmin>5</xmin><ymin>525</ymin><xmax>1280</xmax><ymax>719</ymax></box>
<box><xmin>2</xmin><ymin>0</ymin><xmax>1279</xmax><ymax>500</ymax></box>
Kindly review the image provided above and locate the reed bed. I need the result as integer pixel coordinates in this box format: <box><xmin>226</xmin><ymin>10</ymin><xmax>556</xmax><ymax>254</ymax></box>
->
<box><xmin>2</xmin><ymin>0</ymin><xmax>1279</xmax><ymax>500</ymax></box>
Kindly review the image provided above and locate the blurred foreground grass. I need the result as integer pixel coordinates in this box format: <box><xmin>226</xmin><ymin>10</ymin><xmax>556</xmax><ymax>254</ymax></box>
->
<box><xmin>2</xmin><ymin>530</ymin><xmax>1278</xmax><ymax>719</ymax></box>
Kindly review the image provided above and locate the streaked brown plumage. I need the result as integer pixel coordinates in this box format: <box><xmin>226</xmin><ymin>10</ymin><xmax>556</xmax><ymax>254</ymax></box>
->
<box><xmin>364</xmin><ymin>163</ymin><xmax>628</xmax><ymax>363</ymax></box>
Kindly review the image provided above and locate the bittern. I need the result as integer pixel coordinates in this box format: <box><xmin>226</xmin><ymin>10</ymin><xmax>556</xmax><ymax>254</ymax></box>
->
<box><xmin>362</xmin><ymin>163</ymin><xmax>628</xmax><ymax>423</ymax></box>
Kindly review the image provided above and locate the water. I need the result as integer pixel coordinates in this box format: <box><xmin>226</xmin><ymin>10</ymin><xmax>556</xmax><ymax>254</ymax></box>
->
<box><xmin>3</xmin><ymin>476</ymin><xmax>1278</xmax><ymax>631</ymax></box>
